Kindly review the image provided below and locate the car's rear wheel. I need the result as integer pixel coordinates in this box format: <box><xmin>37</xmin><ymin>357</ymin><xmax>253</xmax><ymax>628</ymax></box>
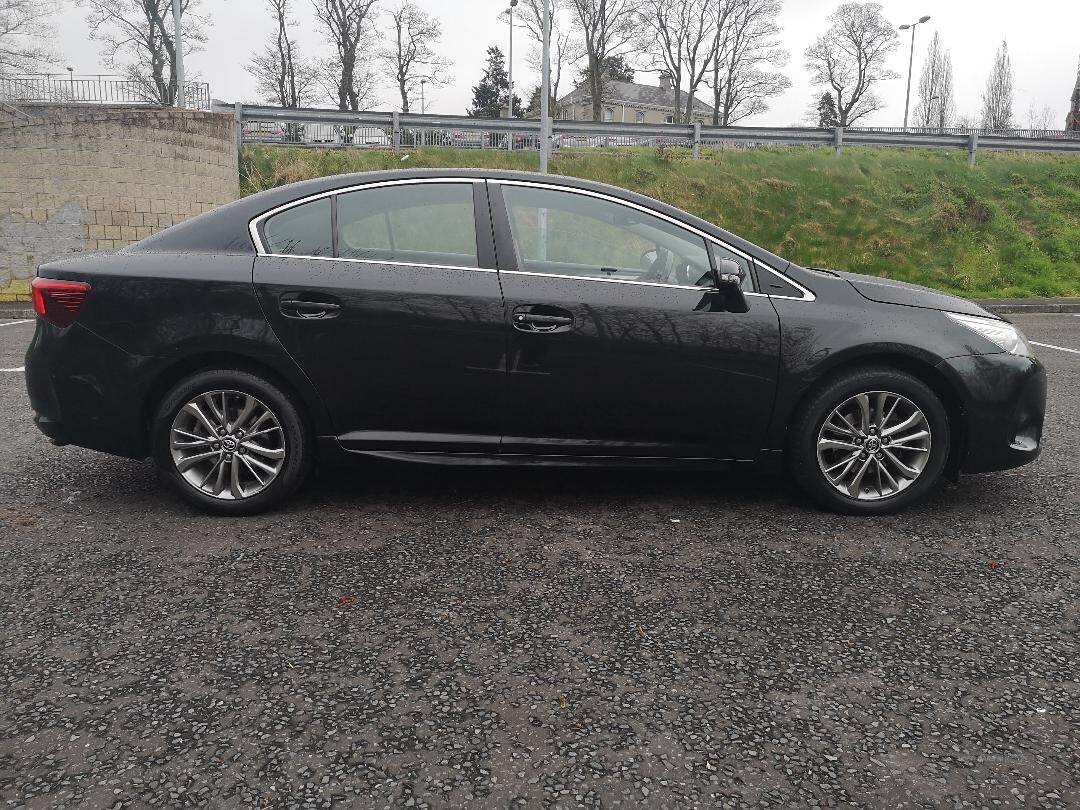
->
<box><xmin>152</xmin><ymin>369</ymin><xmax>312</xmax><ymax>515</ymax></box>
<box><xmin>788</xmin><ymin>367</ymin><xmax>950</xmax><ymax>514</ymax></box>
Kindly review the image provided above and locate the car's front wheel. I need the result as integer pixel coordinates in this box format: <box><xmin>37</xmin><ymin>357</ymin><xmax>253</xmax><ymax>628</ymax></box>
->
<box><xmin>788</xmin><ymin>367</ymin><xmax>950</xmax><ymax>514</ymax></box>
<box><xmin>152</xmin><ymin>369</ymin><xmax>313</xmax><ymax>515</ymax></box>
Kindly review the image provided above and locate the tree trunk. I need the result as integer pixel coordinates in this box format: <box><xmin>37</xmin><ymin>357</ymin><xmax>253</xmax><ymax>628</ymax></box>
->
<box><xmin>588</xmin><ymin>48</ymin><xmax>602</xmax><ymax>121</ymax></box>
<box><xmin>711</xmin><ymin>60</ymin><xmax>721</xmax><ymax>126</ymax></box>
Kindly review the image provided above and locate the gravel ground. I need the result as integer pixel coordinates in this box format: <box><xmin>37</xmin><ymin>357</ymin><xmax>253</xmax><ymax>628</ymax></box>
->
<box><xmin>1</xmin><ymin>314</ymin><xmax>1077</xmax><ymax>809</ymax></box>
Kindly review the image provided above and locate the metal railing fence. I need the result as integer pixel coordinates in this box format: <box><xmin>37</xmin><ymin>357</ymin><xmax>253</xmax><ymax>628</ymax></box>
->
<box><xmin>0</xmin><ymin>75</ymin><xmax>212</xmax><ymax>111</ymax></box>
<box><xmin>224</xmin><ymin>103</ymin><xmax>1080</xmax><ymax>168</ymax></box>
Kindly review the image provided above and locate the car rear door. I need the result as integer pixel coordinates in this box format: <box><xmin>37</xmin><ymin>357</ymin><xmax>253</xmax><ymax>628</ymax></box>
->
<box><xmin>251</xmin><ymin>179</ymin><xmax>507</xmax><ymax>453</ymax></box>
<box><xmin>489</xmin><ymin>180</ymin><xmax>782</xmax><ymax>460</ymax></box>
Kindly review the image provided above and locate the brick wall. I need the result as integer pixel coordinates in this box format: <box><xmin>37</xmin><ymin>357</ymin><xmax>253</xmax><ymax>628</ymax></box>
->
<box><xmin>0</xmin><ymin>104</ymin><xmax>238</xmax><ymax>299</ymax></box>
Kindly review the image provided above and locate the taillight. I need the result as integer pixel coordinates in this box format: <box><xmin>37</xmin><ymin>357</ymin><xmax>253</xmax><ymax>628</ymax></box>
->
<box><xmin>31</xmin><ymin>277</ymin><xmax>91</xmax><ymax>328</ymax></box>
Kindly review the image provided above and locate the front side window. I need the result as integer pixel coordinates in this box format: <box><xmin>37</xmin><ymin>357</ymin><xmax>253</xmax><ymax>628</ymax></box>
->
<box><xmin>501</xmin><ymin>185</ymin><xmax>714</xmax><ymax>288</ymax></box>
<box><xmin>336</xmin><ymin>183</ymin><xmax>478</xmax><ymax>268</ymax></box>
<box><xmin>262</xmin><ymin>197</ymin><xmax>333</xmax><ymax>257</ymax></box>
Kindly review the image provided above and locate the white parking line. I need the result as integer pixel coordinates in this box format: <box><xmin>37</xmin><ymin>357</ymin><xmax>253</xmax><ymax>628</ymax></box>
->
<box><xmin>0</xmin><ymin>319</ymin><xmax>31</xmax><ymax>328</ymax></box>
<box><xmin>1031</xmin><ymin>341</ymin><xmax>1080</xmax><ymax>355</ymax></box>
<box><xmin>1</xmin><ymin>367</ymin><xmax>24</xmax><ymax>372</ymax></box>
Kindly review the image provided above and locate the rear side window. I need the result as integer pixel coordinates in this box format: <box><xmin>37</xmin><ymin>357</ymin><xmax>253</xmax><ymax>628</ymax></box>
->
<box><xmin>336</xmin><ymin>183</ymin><xmax>478</xmax><ymax>268</ymax></box>
<box><xmin>261</xmin><ymin>198</ymin><xmax>333</xmax><ymax>257</ymax></box>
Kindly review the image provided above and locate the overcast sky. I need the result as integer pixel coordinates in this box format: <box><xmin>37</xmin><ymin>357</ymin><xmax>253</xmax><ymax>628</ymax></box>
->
<box><xmin>49</xmin><ymin>0</ymin><xmax>1080</xmax><ymax>128</ymax></box>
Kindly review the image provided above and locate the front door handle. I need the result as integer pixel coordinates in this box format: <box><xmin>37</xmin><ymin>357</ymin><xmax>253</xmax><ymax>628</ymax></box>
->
<box><xmin>512</xmin><ymin>306</ymin><xmax>574</xmax><ymax>333</ymax></box>
<box><xmin>280</xmin><ymin>296</ymin><xmax>341</xmax><ymax>319</ymax></box>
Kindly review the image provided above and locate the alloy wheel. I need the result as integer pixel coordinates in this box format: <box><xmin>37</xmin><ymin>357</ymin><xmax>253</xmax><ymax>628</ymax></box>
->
<box><xmin>816</xmin><ymin>390</ymin><xmax>932</xmax><ymax>501</ymax></box>
<box><xmin>169</xmin><ymin>390</ymin><xmax>286</xmax><ymax>500</ymax></box>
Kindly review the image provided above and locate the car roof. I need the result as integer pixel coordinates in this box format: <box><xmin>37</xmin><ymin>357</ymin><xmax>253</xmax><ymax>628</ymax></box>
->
<box><xmin>131</xmin><ymin>168</ymin><xmax>789</xmax><ymax>270</ymax></box>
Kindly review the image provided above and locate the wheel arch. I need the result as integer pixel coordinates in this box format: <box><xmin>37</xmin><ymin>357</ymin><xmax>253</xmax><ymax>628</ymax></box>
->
<box><xmin>140</xmin><ymin>350</ymin><xmax>331</xmax><ymax>450</ymax></box>
<box><xmin>780</xmin><ymin>351</ymin><xmax>967</xmax><ymax>476</ymax></box>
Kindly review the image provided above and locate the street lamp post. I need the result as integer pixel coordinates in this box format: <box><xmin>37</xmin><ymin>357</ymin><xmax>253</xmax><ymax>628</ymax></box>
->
<box><xmin>539</xmin><ymin>0</ymin><xmax>551</xmax><ymax>173</ymax></box>
<box><xmin>899</xmin><ymin>15</ymin><xmax>930</xmax><ymax>130</ymax></box>
<box><xmin>506</xmin><ymin>0</ymin><xmax>518</xmax><ymax>152</ymax></box>
<box><xmin>172</xmin><ymin>0</ymin><xmax>186</xmax><ymax>107</ymax></box>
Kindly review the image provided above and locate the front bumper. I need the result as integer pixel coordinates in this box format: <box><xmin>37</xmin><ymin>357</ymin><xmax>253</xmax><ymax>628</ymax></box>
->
<box><xmin>937</xmin><ymin>352</ymin><xmax>1046</xmax><ymax>475</ymax></box>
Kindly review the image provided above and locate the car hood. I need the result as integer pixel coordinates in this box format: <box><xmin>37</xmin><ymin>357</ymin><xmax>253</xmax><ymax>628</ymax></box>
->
<box><xmin>834</xmin><ymin>270</ymin><xmax>998</xmax><ymax>319</ymax></box>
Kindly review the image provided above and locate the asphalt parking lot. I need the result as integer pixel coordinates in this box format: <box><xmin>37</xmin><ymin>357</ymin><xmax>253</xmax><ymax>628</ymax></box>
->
<box><xmin>1</xmin><ymin>313</ymin><xmax>1077</xmax><ymax>808</ymax></box>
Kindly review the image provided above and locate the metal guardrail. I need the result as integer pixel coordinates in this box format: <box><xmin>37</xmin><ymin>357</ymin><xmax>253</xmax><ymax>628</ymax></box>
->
<box><xmin>223</xmin><ymin>103</ymin><xmax>1080</xmax><ymax>167</ymax></box>
<box><xmin>0</xmin><ymin>75</ymin><xmax>212</xmax><ymax>111</ymax></box>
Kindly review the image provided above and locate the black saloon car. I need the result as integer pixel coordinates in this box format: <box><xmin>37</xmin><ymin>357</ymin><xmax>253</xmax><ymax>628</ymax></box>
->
<box><xmin>25</xmin><ymin>169</ymin><xmax>1046</xmax><ymax>515</ymax></box>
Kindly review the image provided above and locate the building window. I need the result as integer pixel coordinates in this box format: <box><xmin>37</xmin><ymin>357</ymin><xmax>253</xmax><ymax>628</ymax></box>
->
<box><xmin>635</xmin><ymin>110</ymin><xmax>645</xmax><ymax>124</ymax></box>
<box><xmin>603</xmin><ymin>107</ymin><xmax>615</xmax><ymax>122</ymax></box>
<box><xmin>664</xmin><ymin>114</ymin><xmax>675</xmax><ymax>124</ymax></box>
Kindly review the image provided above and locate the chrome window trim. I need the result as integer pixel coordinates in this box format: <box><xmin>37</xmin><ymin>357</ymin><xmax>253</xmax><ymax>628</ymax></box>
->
<box><xmin>247</xmin><ymin>175</ymin><xmax>816</xmax><ymax>302</ymax></box>
<box><xmin>260</xmin><ymin>252</ymin><xmax>496</xmax><ymax>274</ymax></box>
<box><xmin>248</xmin><ymin>177</ymin><xmax>483</xmax><ymax>256</ymax></box>
<box><xmin>500</xmin><ymin>269</ymin><xmax>716</xmax><ymax>292</ymax></box>
<box><xmin>492</xmin><ymin>179</ymin><xmax>816</xmax><ymax>302</ymax></box>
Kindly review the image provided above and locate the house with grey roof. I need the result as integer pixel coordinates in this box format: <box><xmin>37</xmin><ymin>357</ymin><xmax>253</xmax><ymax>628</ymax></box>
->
<box><xmin>556</xmin><ymin>74</ymin><xmax>714</xmax><ymax>125</ymax></box>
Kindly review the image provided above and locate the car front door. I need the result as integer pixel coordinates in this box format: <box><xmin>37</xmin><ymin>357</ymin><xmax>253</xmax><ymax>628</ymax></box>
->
<box><xmin>251</xmin><ymin>179</ymin><xmax>507</xmax><ymax>453</ymax></box>
<box><xmin>490</xmin><ymin>181</ymin><xmax>782</xmax><ymax>460</ymax></box>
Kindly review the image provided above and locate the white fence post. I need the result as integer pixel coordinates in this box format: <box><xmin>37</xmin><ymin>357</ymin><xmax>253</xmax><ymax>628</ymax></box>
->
<box><xmin>392</xmin><ymin>111</ymin><xmax>401</xmax><ymax>155</ymax></box>
<box><xmin>693</xmin><ymin>121</ymin><xmax>701</xmax><ymax>159</ymax></box>
<box><xmin>967</xmin><ymin>132</ymin><xmax>978</xmax><ymax>167</ymax></box>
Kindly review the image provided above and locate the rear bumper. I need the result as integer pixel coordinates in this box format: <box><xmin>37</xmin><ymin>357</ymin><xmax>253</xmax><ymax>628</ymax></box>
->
<box><xmin>937</xmin><ymin>352</ymin><xmax>1046</xmax><ymax>475</ymax></box>
<box><xmin>25</xmin><ymin>320</ymin><xmax>150</xmax><ymax>459</ymax></box>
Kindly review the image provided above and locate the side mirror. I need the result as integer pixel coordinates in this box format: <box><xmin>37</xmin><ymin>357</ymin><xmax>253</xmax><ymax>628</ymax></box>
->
<box><xmin>713</xmin><ymin>258</ymin><xmax>749</xmax><ymax>313</ymax></box>
<box><xmin>716</xmin><ymin>258</ymin><xmax>744</xmax><ymax>287</ymax></box>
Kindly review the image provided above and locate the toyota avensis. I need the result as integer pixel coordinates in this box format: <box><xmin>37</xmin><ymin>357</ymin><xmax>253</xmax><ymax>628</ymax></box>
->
<box><xmin>25</xmin><ymin>169</ymin><xmax>1046</xmax><ymax>515</ymax></box>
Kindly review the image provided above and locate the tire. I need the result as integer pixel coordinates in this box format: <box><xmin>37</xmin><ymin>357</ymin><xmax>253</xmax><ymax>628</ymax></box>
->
<box><xmin>788</xmin><ymin>366</ymin><xmax>950</xmax><ymax>515</ymax></box>
<box><xmin>151</xmin><ymin>368</ymin><xmax>313</xmax><ymax>516</ymax></box>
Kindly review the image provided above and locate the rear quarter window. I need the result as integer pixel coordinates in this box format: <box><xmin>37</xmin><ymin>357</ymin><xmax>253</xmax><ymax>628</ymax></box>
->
<box><xmin>261</xmin><ymin>198</ymin><xmax>333</xmax><ymax>257</ymax></box>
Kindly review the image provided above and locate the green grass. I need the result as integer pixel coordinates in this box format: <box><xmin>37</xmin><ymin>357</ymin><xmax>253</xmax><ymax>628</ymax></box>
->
<box><xmin>241</xmin><ymin>145</ymin><xmax>1080</xmax><ymax>299</ymax></box>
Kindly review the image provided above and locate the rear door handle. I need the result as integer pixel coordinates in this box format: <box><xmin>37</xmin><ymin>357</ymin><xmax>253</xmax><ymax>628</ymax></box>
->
<box><xmin>512</xmin><ymin>306</ymin><xmax>573</xmax><ymax>333</ymax></box>
<box><xmin>280</xmin><ymin>297</ymin><xmax>341</xmax><ymax>319</ymax></box>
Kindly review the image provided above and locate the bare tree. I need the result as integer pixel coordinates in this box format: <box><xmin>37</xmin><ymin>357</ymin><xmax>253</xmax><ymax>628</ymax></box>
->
<box><xmin>710</xmin><ymin>0</ymin><xmax>790</xmax><ymax>126</ymax></box>
<box><xmin>0</xmin><ymin>0</ymin><xmax>59</xmax><ymax>77</ymax></box>
<box><xmin>913</xmin><ymin>31</ymin><xmax>954</xmax><ymax>130</ymax></box>
<box><xmin>804</xmin><ymin>2</ymin><xmax>898</xmax><ymax>127</ymax></box>
<box><xmin>679</xmin><ymin>0</ymin><xmax>717</xmax><ymax>123</ymax></box>
<box><xmin>635</xmin><ymin>0</ymin><xmax>687</xmax><ymax>120</ymax></box>
<box><xmin>81</xmin><ymin>0</ymin><xmax>207</xmax><ymax>105</ymax></box>
<box><xmin>312</xmin><ymin>0</ymin><xmax>378</xmax><ymax>111</ymax></box>
<box><xmin>247</xmin><ymin>0</ymin><xmax>319</xmax><ymax>108</ymax></box>
<box><xmin>509</xmin><ymin>0</ymin><xmax>571</xmax><ymax>113</ymax></box>
<box><xmin>980</xmin><ymin>40</ymin><xmax>1013</xmax><ymax>132</ymax></box>
<box><xmin>378</xmin><ymin>1</ymin><xmax>451</xmax><ymax>113</ymax></box>
<box><xmin>567</xmin><ymin>0</ymin><xmax>639</xmax><ymax>122</ymax></box>
<box><xmin>1026</xmin><ymin>103</ymin><xmax>1054</xmax><ymax>132</ymax></box>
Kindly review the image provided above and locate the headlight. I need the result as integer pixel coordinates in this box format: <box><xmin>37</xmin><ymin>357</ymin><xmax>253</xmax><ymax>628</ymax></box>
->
<box><xmin>945</xmin><ymin>312</ymin><xmax>1032</xmax><ymax>357</ymax></box>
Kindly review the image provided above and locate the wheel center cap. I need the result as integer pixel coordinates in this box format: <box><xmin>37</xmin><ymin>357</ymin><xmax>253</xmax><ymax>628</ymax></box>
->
<box><xmin>221</xmin><ymin>437</ymin><xmax>237</xmax><ymax>451</ymax></box>
<box><xmin>865</xmin><ymin>436</ymin><xmax>881</xmax><ymax>454</ymax></box>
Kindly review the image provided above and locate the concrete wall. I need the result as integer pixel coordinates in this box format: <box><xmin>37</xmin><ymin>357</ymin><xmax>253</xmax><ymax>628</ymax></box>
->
<box><xmin>0</xmin><ymin>104</ymin><xmax>238</xmax><ymax>299</ymax></box>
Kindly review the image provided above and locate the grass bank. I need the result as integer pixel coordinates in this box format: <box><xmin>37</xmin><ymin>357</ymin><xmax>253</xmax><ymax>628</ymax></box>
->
<box><xmin>241</xmin><ymin>145</ymin><xmax>1080</xmax><ymax>299</ymax></box>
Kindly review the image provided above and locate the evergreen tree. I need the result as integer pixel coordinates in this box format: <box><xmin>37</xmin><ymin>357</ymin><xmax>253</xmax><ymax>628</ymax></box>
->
<box><xmin>817</xmin><ymin>92</ymin><xmax>839</xmax><ymax>128</ymax></box>
<box><xmin>524</xmin><ymin>85</ymin><xmax>542</xmax><ymax>119</ymax></box>
<box><xmin>468</xmin><ymin>45</ymin><xmax>522</xmax><ymax>118</ymax></box>
<box><xmin>576</xmin><ymin>54</ymin><xmax>635</xmax><ymax>86</ymax></box>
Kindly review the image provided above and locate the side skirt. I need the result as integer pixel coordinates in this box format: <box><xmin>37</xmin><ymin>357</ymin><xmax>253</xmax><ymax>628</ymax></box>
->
<box><xmin>317</xmin><ymin>437</ymin><xmax>754</xmax><ymax>470</ymax></box>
